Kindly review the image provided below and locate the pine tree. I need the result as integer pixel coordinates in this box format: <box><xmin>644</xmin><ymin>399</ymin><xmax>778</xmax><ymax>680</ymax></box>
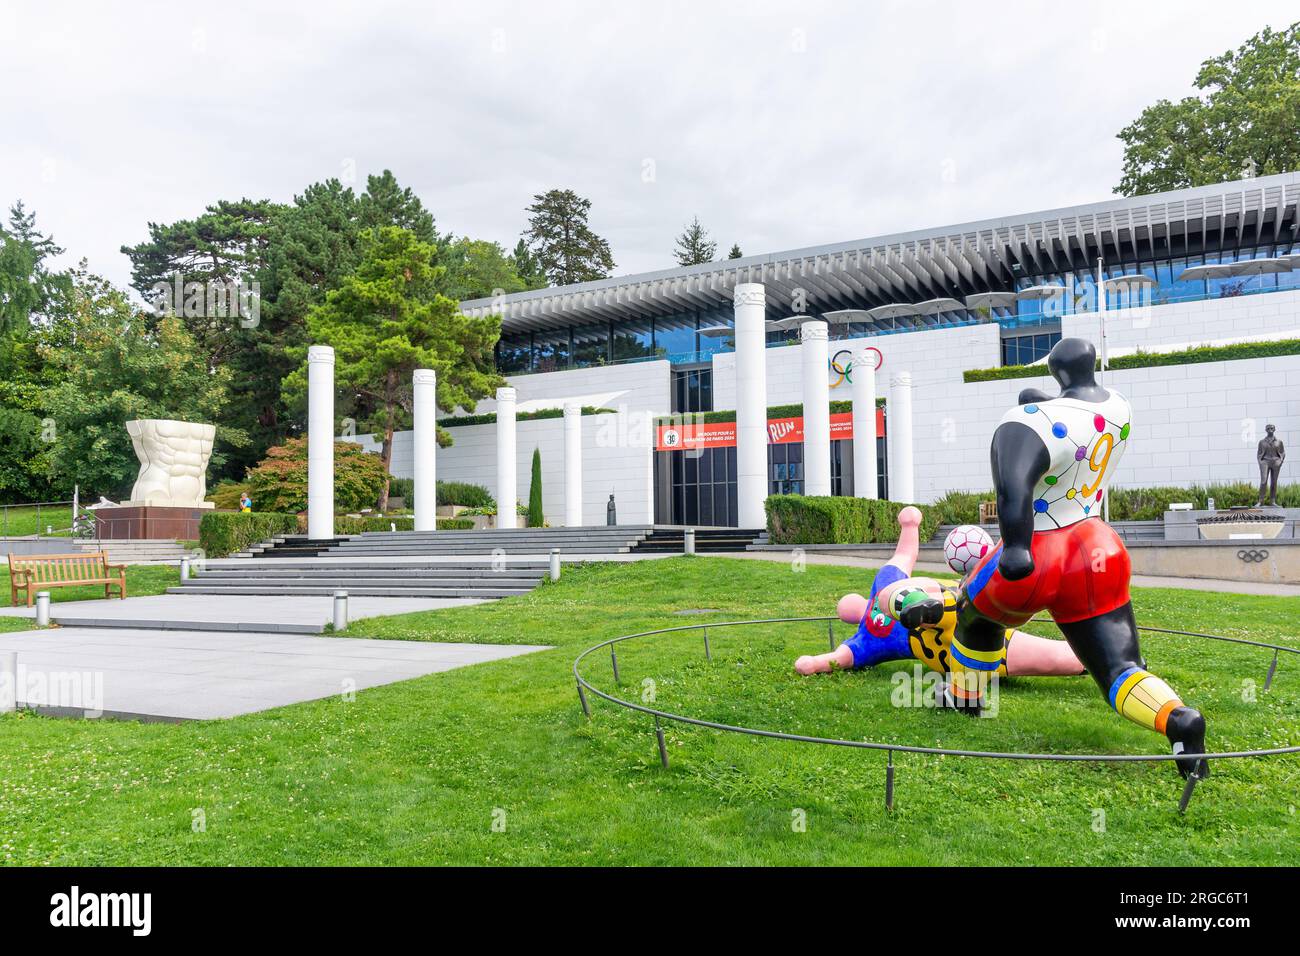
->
<box><xmin>523</xmin><ymin>189</ymin><xmax>615</xmax><ymax>285</ymax></box>
<box><xmin>527</xmin><ymin>447</ymin><xmax>544</xmax><ymax>528</ymax></box>
<box><xmin>511</xmin><ymin>238</ymin><xmax>548</xmax><ymax>290</ymax></box>
<box><xmin>673</xmin><ymin>216</ymin><xmax>717</xmax><ymax>266</ymax></box>
<box><xmin>727</xmin><ymin>243</ymin><xmax>743</xmax><ymax>259</ymax></box>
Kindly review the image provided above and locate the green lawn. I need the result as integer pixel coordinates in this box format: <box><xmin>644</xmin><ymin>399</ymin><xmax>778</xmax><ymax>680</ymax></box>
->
<box><xmin>0</xmin><ymin>565</ymin><xmax>178</xmax><ymax>631</ymax></box>
<box><xmin>0</xmin><ymin>557</ymin><xmax>1296</xmax><ymax>865</ymax></box>
<box><xmin>0</xmin><ymin>505</ymin><xmax>73</xmax><ymax>539</ymax></box>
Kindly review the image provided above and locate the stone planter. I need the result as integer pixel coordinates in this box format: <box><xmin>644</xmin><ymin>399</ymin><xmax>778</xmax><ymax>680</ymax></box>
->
<box><xmin>1197</xmin><ymin>510</ymin><xmax>1286</xmax><ymax>540</ymax></box>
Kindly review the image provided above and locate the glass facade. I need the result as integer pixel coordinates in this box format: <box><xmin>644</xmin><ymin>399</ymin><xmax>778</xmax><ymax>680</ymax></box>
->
<box><xmin>493</xmin><ymin>237</ymin><xmax>1300</xmax><ymax>375</ymax></box>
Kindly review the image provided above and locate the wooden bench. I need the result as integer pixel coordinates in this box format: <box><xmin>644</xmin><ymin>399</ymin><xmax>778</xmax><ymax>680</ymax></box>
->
<box><xmin>978</xmin><ymin>500</ymin><xmax>999</xmax><ymax>525</ymax></box>
<box><xmin>7</xmin><ymin>552</ymin><xmax>127</xmax><ymax>607</ymax></box>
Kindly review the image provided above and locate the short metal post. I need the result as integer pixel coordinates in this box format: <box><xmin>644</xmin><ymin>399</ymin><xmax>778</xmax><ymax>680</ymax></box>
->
<box><xmin>333</xmin><ymin>590</ymin><xmax>348</xmax><ymax>631</ymax></box>
<box><xmin>655</xmin><ymin>716</ymin><xmax>669</xmax><ymax>768</ymax></box>
<box><xmin>828</xmin><ymin>619</ymin><xmax>836</xmax><ymax>650</ymax></box>
<box><xmin>885</xmin><ymin>751</ymin><xmax>895</xmax><ymax>811</ymax></box>
<box><xmin>180</xmin><ymin>557</ymin><xmax>190</xmax><ymax>582</ymax></box>
<box><xmin>1178</xmin><ymin>767</ymin><xmax>1203</xmax><ymax>814</ymax></box>
<box><xmin>0</xmin><ymin>652</ymin><xmax>16</xmax><ymax>713</ymax></box>
<box><xmin>610</xmin><ymin>646</ymin><xmax>620</xmax><ymax>684</ymax></box>
<box><xmin>35</xmin><ymin>592</ymin><xmax>50</xmax><ymax>628</ymax></box>
<box><xmin>576</xmin><ymin>680</ymin><xmax>590</xmax><ymax>718</ymax></box>
<box><xmin>549</xmin><ymin>548</ymin><xmax>561</xmax><ymax>582</ymax></box>
<box><xmin>1264</xmin><ymin>649</ymin><xmax>1279</xmax><ymax>691</ymax></box>
<box><xmin>684</xmin><ymin>528</ymin><xmax>695</xmax><ymax>556</ymax></box>
<box><xmin>703</xmin><ymin>626</ymin><xmax>711</xmax><ymax>661</ymax></box>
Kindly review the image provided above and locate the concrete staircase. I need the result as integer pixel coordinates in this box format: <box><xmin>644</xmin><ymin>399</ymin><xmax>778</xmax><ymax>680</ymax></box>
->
<box><xmin>632</xmin><ymin>528</ymin><xmax>763</xmax><ymax>553</ymax></box>
<box><xmin>76</xmin><ymin>539</ymin><xmax>189</xmax><ymax>565</ymax></box>
<box><xmin>258</xmin><ymin>526</ymin><xmax>655</xmax><ymax>557</ymax></box>
<box><xmin>169</xmin><ymin>559</ymin><xmax>547</xmax><ymax>599</ymax></box>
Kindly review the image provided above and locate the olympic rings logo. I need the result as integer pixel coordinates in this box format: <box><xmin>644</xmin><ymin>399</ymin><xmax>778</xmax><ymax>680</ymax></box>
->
<box><xmin>1237</xmin><ymin>549</ymin><xmax>1270</xmax><ymax>563</ymax></box>
<box><xmin>828</xmin><ymin>347</ymin><xmax>883</xmax><ymax>389</ymax></box>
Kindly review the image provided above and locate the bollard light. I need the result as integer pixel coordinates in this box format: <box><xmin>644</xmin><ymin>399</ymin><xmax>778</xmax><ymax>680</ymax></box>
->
<box><xmin>684</xmin><ymin>528</ymin><xmax>696</xmax><ymax>556</ymax></box>
<box><xmin>180</xmin><ymin>557</ymin><xmax>190</xmax><ymax>581</ymax></box>
<box><xmin>549</xmin><ymin>548</ymin><xmax>561</xmax><ymax>582</ymax></box>
<box><xmin>333</xmin><ymin>590</ymin><xmax>348</xmax><ymax>631</ymax></box>
<box><xmin>35</xmin><ymin>591</ymin><xmax>51</xmax><ymax>628</ymax></box>
<box><xmin>0</xmin><ymin>652</ymin><xmax>16</xmax><ymax>713</ymax></box>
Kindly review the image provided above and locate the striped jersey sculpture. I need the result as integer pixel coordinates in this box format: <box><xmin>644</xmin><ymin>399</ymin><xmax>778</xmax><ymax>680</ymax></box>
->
<box><xmin>948</xmin><ymin>337</ymin><xmax>1208</xmax><ymax>778</ymax></box>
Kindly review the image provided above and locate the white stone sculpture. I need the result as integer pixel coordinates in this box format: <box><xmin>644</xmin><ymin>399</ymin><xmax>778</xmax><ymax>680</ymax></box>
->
<box><xmin>125</xmin><ymin>419</ymin><xmax>216</xmax><ymax>508</ymax></box>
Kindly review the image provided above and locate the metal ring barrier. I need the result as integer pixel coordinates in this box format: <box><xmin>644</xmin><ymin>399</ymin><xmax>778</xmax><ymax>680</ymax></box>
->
<box><xmin>573</xmin><ymin>617</ymin><xmax>1300</xmax><ymax>813</ymax></box>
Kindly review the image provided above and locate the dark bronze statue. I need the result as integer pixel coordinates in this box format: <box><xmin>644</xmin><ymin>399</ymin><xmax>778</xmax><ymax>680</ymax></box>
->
<box><xmin>1257</xmin><ymin>424</ymin><xmax>1285</xmax><ymax>508</ymax></box>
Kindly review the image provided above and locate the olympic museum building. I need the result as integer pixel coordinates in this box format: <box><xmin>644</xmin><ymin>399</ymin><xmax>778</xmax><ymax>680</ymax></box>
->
<box><xmin>362</xmin><ymin>172</ymin><xmax>1300</xmax><ymax>528</ymax></box>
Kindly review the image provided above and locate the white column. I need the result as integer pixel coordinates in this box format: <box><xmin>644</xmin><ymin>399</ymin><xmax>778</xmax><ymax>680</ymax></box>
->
<box><xmin>495</xmin><ymin>386</ymin><xmax>518</xmax><ymax>529</ymax></box>
<box><xmin>307</xmin><ymin>345</ymin><xmax>335</xmax><ymax>540</ymax></box>
<box><xmin>564</xmin><ymin>403</ymin><xmax>583</xmax><ymax>527</ymax></box>
<box><xmin>852</xmin><ymin>350</ymin><xmax>878</xmax><ymax>499</ymax></box>
<box><xmin>412</xmin><ymin>368</ymin><xmax>437</xmax><ymax>532</ymax></box>
<box><xmin>734</xmin><ymin>283</ymin><xmax>768</xmax><ymax>528</ymax></box>
<box><xmin>800</xmin><ymin>321</ymin><xmax>831</xmax><ymax>497</ymax></box>
<box><xmin>888</xmin><ymin>370</ymin><xmax>915</xmax><ymax>502</ymax></box>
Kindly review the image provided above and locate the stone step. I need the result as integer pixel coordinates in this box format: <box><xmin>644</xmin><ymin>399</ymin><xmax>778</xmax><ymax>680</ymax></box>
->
<box><xmin>167</xmin><ymin>585</ymin><xmax>531</xmax><ymax>598</ymax></box>
<box><xmin>180</xmin><ymin>575</ymin><xmax>542</xmax><ymax>589</ymax></box>
<box><xmin>194</xmin><ymin>567</ymin><xmax>545</xmax><ymax>580</ymax></box>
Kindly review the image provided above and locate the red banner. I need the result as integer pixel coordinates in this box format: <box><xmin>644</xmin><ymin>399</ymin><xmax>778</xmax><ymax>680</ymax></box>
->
<box><xmin>656</xmin><ymin>409</ymin><xmax>883</xmax><ymax>452</ymax></box>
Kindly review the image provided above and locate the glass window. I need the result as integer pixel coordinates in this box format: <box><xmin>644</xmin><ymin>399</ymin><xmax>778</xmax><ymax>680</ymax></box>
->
<box><xmin>571</xmin><ymin>323</ymin><xmax>609</xmax><ymax>368</ymax></box>
<box><xmin>654</xmin><ymin>312</ymin><xmax>697</xmax><ymax>360</ymax></box>
<box><xmin>612</xmin><ymin>318</ymin><xmax>654</xmax><ymax>362</ymax></box>
<box><xmin>496</xmin><ymin>334</ymin><xmax>532</xmax><ymax>374</ymax></box>
<box><xmin>533</xmin><ymin>328</ymin><xmax>570</xmax><ymax>373</ymax></box>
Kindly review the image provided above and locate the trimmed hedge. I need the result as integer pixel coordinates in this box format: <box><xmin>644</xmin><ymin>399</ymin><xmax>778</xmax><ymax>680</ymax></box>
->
<box><xmin>441</xmin><ymin>406</ymin><xmax>614</xmax><ymax>428</ymax></box>
<box><xmin>963</xmin><ymin>338</ymin><xmax>1300</xmax><ymax>383</ymax></box>
<box><xmin>200</xmin><ymin>511</ymin><xmax>299</xmax><ymax>557</ymax></box>
<box><xmin>765</xmin><ymin>495</ymin><xmax>940</xmax><ymax>545</ymax></box>
<box><xmin>332</xmin><ymin>514</ymin><xmax>475</xmax><ymax>534</ymax></box>
<box><xmin>931</xmin><ymin>482</ymin><xmax>1300</xmax><ymax>523</ymax></box>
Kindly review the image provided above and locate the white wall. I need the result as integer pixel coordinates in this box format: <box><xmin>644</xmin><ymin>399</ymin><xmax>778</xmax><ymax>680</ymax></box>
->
<box><xmin>355</xmin><ymin>361</ymin><xmax>669</xmax><ymax>525</ymax></box>
<box><xmin>1065</xmin><ymin>288</ymin><xmax>1300</xmax><ymax>353</ymax></box>
<box><xmin>910</xmin><ymin>353</ymin><xmax>1300</xmax><ymax>500</ymax></box>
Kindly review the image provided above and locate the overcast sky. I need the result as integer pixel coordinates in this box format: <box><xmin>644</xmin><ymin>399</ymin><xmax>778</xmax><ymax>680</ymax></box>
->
<box><xmin>2</xmin><ymin>0</ymin><xmax>1295</xmax><ymax>297</ymax></box>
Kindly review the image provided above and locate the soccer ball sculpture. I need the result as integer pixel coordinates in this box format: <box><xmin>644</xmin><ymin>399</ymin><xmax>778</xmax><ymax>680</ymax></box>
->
<box><xmin>943</xmin><ymin>525</ymin><xmax>993</xmax><ymax>575</ymax></box>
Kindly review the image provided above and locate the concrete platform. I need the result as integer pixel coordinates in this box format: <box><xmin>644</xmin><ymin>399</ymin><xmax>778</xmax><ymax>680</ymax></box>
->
<box><xmin>0</xmin><ymin>627</ymin><xmax>548</xmax><ymax>721</ymax></box>
<box><xmin>0</xmin><ymin>593</ymin><xmax>487</xmax><ymax>634</ymax></box>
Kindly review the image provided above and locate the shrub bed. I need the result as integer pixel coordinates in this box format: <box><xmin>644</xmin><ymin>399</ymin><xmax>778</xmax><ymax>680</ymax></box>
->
<box><xmin>199</xmin><ymin>511</ymin><xmax>299</xmax><ymax>557</ymax></box>
<box><xmin>930</xmin><ymin>482</ymin><xmax>1299</xmax><ymax>524</ymax></box>
<box><xmin>765</xmin><ymin>495</ymin><xmax>939</xmax><ymax>545</ymax></box>
<box><xmin>332</xmin><ymin>514</ymin><xmax>475</xmax><ymax>534</ymax></box>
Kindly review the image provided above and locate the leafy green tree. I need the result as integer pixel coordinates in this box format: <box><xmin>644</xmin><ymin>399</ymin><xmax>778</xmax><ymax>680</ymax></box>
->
<box><xmin>0</xmin><ymin>202</ymin><xmax>70</xmax><ymax>335</ymax></box>
<box><xmin>727</xmin><ymin>243</ymin><xmax>743</xmax><ymax>259</ymax></box>
<box><xmin>527</xmin><ymin>447</ymin><xmax>544</xmax><ymax>527</ymax></box>
<box><xmin>523</xmin><ymin>189</ymin><xmax>614</xmax><ymax>285</ymax></box>
<box><xmin>511</xmin><ymin>238</ymin><xmax>548</xmax><ymax>290</ymax></box>
<box><xmin>442</xmin><ymin>238</ymin><xmax>526</xmax><ymax>301</ymax></box>
<box><xmin>285</xmin><ymin>227</ymin><xmax>502</xmax><ymax>508</ymax></box>
<box><xmin>673</xmin><ymin>216</ymin><xmax>717</xmax><ymax>266</ymax></box>
<box><xmin>42</xmin><ymin>269</ymin><xmax>246</xmax><ymax>498</ymax></box>
<box><xmin>120</xmin><ymin>197</ymin><xmax>280</xmax><ymax>365</ymax></box>
<box><xmin>245</xmin><ymin>436</ymin><xmax>387</xmax><ymax>513</ymax></box>
<box><xmin>1116</xmin><ymin>23</ymin><xmax>1300</xmax><ymax>196</ymax></box>
<box><xmin>0</xmin><ymin>203</ymin><xmax>72</xmax><ymax>501</ymax></box>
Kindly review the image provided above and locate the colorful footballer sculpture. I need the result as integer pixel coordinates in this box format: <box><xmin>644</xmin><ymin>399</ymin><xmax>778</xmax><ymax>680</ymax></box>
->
<box><xmin>794</xmin><ymin>506</ymin><xmax>1084</xmax><ymax>679</ymax></box>
<box><xmin>946</xmin><ymin>337</ymin><xmax>1208</xmax><ymax>778</ymax></box>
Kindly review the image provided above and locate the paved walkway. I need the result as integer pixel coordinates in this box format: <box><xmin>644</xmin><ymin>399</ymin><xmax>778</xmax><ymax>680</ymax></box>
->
<box><xmin>0</xmin><ymin>626</ymin><xmax>548</xmax><ymax>721</ymax></box>
<box><xmin>0</xmin><ymin>594</ymin><xmax>487</xmax><ymax>633</ymax></box>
